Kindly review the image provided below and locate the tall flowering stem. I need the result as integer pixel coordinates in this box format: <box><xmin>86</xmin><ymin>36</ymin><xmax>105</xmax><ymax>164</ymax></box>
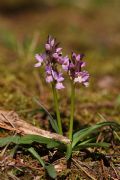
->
<box><xmin>69</xmin><ymin>80</ymin><xmax>75</xmax><ymax>140</ymax></box>
<box><xmin>52</xmin><ymin>83</ymin><xmax>63</xmax><ymax>135</ymax></box>
<box><xmin>65</xmin><ymin>52</ymin><xmax>89</xmax><ymax>141</ymax></box>
<box><xmin>67</xmin><ymin>81</ymin><xmax>75</xmax><ymax>159</ymax></box>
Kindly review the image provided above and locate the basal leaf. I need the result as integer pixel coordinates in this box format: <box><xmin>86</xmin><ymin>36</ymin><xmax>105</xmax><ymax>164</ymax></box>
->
<box><xmin>28</xmin><ymin>147</ymin><xmax>57</xmax><ymax>179</ymax></box>
<box><xmin>18</xmin><ymin>135</ymin><xmax>50</xmax><ymax>145</ymax></box>
<box><xmin>74</xmin><ymin>142</ymin><xmax>110</xmax><ymax>150</ymax></box>
<box><xmin>0</xmin><ymin>136</ymin><xmax>20</xmax><ymax>147</ymax></box>
<box><xmin>66</xmin><ymin>144</ymin><xmax>72</xmax><ymax>160</ymax></box>
<box><xmin>47</xmin><ymin>140</ymin><xmax>61</xmax><ymax>149</ymax></box>
<box><xmin>0</xmin><ymin>134</ymin><xmax>62</xmax><ymax>149</ymax></box>
<box><xmin>28</xmin><ymin>147</ymin><xmax>45</xmax><ymax>167</ymax></box>
<box><xmin>45</xmin><ymin>164</ymin><xmax>57</xmax><ymax>179</ymax></box>
<box><xmin>72</xmin><ymin>122</ymin><xmax>120</xmax><ymax>148</ymax></box>
<box><xmin>75</xmin><ymin>137</ymin><xmax>96</xmax><ymax>146</ymax></box>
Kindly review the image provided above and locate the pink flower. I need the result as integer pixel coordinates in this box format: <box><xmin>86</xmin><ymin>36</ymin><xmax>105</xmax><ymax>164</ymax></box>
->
<box><xmin>74</xmin><ymin>71</ymin><xmax>89</xmax><ymax>87</ymax></box>
<box><xmin>62</xmin><ymin>56</ymin><xmax>69</xmax><ymax>71</ymax></box>
<box><xmin>34</xmin><ymin>54</ymin><xmax>44</xmax><ymax>67</ymax></box>
<box><xmin>46</xmin><ymin>75</ymin><xmax>53</xmax><ymax>83</ymax></box>
<box><xmin>56</xmin><ymin>82</ymin><xmax>64</xmax><ymax>89</ymax></box>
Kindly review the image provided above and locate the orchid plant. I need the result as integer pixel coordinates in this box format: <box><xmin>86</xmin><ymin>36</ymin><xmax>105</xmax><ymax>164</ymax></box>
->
<box><xmin>34</xmin><ymin>36</ymin><xmax>119</xmax><ymax>161</ymax></box>
<box><xmin>35</xmin><ymin>36</ymin><xmax>89</xmax><ymax>139</ymax></box>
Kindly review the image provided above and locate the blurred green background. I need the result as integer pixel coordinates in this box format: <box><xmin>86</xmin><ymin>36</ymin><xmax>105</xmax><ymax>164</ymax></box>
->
<box><xmin>0</xmin><ymin>0</ymin><xmax>120</xmax><ymax>126</ymax></box>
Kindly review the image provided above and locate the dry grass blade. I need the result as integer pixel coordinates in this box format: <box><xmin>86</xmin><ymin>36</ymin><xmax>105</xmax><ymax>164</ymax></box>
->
<box><xmin>0</xmin><ymin>110</ymin><xmax>70</xmax><ymax>144</ymax></box>
<box><xmin>100</xmin><ymin>159</ymin><xmax>108</xmax><ymax>180</ymax></box>
<box><xmin>110</xmin><ymin>162</ymin><xmax>120</xmax><ymax>179</ymax></box>
<box><xmin>1</xmin><ymin>113</ymin><xmax>16</xmax><ymax>129</ymax></box>
<box><xmin>72</xmin><ymin>158</ymin><xmax>97</xmax><ymax>180</ymax></box>
<box><xmin>7</xmin><ymin>171</ymin><xmax>20</xmax><ymax>180</ymax></box>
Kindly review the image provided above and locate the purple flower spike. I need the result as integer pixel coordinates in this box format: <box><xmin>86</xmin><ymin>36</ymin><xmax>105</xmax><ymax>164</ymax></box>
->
<box><xmin>34</xmin><ymin>54</ymin><xmax>44</xmax><ymax>67</ymax></box>
<box><xmin>35</xmin><ymin>35</ymin><xmax>65</xmax><ymax>89</ymax></box>
<box><xmin>66</xmin><ymin>52</ymin><xmax>89</xmax><ymax>86</ymax></box>
<box><xmin>35</xmin><ymin>36</ymin><xmax>90</xmax><ymax>89</ymax></box>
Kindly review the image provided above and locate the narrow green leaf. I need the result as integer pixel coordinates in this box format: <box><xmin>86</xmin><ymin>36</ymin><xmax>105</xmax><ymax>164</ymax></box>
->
<box><xmin>66</xmin><ymin>144</ymin><xmax>72</xmax><ymax>160</ymax></box>
<box><xmin>34</xmin><ymin>98</ymin><xmax>59</xmax><ymax>133</ymax></box>
<box><xmin>28</xmin><ymin>147</ymin><xmax>45</xmax><ymax>167</ymax></box>
<box><xmin>19</xmin><ymin>135</ymin><xmax>63</xmax><ymax>148</ymax></box>
<box><xmin>73</xmin><ymin>122</ymin><xmax>120</xmax><ymax>148</ymax></box>
<box><xmin>18</xmin><ymin>135</ymin><xmax>50</xmax><ymax>145</ymax></box>
<box><xmin>47</xmin><ymin>141</ymin><xmax>60</xmax><ymax>149</ymax></box>
<box><xmin>48</xmin><ymin>117</ymin><xmax>59</xmax><ymax>133</ymax></box>
<box><xmin>28</xmin><ymin>147</ymin><xmax>57</xmax><ymax>179</ymax></box>
<box><xmin>45</xmin><ymin>164</ymin><xmax>57</xmax><ymax>179</ymax></box>
<box><xmin>76</xmin><ymin>137</ymin><xmax>96</xmax><ymax>146</ymax></box>
<box><xmin>10</xmin><ymin>145</ymin><xmax>19</xmax><ymax>157</ymax></box>
<box><xmin>74</xmin><ymin>142</ymin><xmax>110</xmax><ymax>150</ymax></box>
<box><xmin>0</xmin><ymin>134</ymin><xmax>63</xmax><ymax>149</ymax></box>
<box><xmin>0</xmin><ymin>136</ymin><xmax>20</xmax><ymax>147</ymax></box>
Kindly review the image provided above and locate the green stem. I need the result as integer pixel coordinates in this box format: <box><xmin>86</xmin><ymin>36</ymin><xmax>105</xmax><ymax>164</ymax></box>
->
<box><xmin>52</xmin><ymin>83</ymin><xmax>63</xmax><ymax>135</ymax></box>
<box><xmin>69</xmin><ymin>81</ymin><xmax>75</xmax><ymax>141</ymax></box>
<box><xmin>67</xmin><ymin>81</ymin><xmax>75</xmax><ymax>160</ymax></box>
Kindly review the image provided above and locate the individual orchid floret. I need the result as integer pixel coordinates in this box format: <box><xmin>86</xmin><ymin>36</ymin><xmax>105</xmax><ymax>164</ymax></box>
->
<box><xmin>62</xmin><ymin>56</ymin><xmax>69</xmax><ymax>71</ymax></box>
<box><xmin>34</xmin><ymin>54</ymin><xmax>44</xmax><ymax>67</ymax></box>
<box><xmin>74</xmin><ymin>71</ymin><xmax>89</xmax><ymax>87</ymax></box>
<box><xmin>45</xmin><ymin>36</ymin><xmax>55</xmax><ymax>51</ymax></box>
<box><xmin>46</xmin><ymin>74</ymin><xmax>53</xmax><ymax>83</ymax></box>
<box><xmin>53</xmin><ymin>72</ymin><xmax>64</xmax><ymax>82</ymax></box>
<box><xmin>45</xmin><ymin>69</ymin><xmax>64</xmax><ymax>89</ymax></box>
<box><xmin>56</xmin><ymin>82</ymin><xmax>64</xmax><ymax>89</ymax></box>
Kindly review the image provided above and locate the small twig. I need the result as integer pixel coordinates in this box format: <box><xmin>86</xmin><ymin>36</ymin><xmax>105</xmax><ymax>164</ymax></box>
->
<box><xmin>15</xmin><ymin>160</ymin><xmax>44</xmax><ymax>171</ymax></box>
<box><xmin>110</xmin><ymin>162</ymin><xmax>120</xmax><ymax>179</ymax></box>
<box><xmin>93</xmin><ymin>132</ymin><xmax>103</xmax><ymax>152</ymax></box>
<box><xmin>110</xmin><ymin>177</ymin><xmax>120</xmax><ymax>180</ymax></box>
<box><xmin>72</xmin><ymin>158</ymin><xmax>97</xmax><ymax>180</ymax></box>
<box><xmin>0</xmin><ymin>144</ymin><xmax>10</xmax><ymax>157</ymax></box>
<box><xmin>100</xmin><ymin>159</ymin><xmax>108</xmax><ymax>180</ymax></box>
<box><xmin>113</xmin><ymin>131</ymin><xmax>120</xmax><ymax>141</ymax></box>
<box><xmin>7</xmin><ymin>171</ymin><xmax>20</xmax><ymax>180</ymax></box>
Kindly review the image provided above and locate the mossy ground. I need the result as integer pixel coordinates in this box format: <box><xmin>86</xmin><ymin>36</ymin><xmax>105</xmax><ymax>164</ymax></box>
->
<box><xmin>0</xmin><ymin>1</ymin><xmax>120</xmax><ymax>179</ymax></box>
